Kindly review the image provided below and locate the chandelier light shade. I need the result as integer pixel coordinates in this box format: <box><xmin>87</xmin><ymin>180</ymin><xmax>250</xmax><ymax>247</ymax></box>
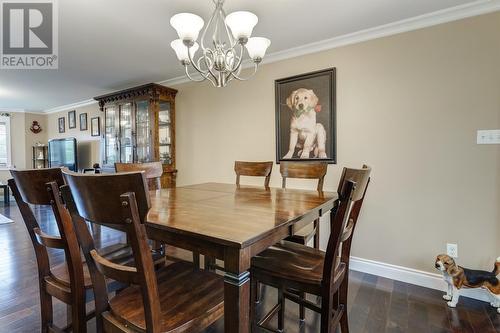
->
<box><xmin>169</xmin><ymin>0</ymin><xmax>271</xmax><ymax>87</ymax></box>
<box><xmin>170</xmin><ymin>13</ymin><xmax>205</xmax><ymax>41</ymax></box>
<box><xmin>171</xmin><ymin>39</ymin><xmax>199</xmax><ymax>63</ymax></box>
<box><xmin>245</xmin><ymin>37</ymin><xmax>271</xmax><ymax>61</ymax></box>
<box><xmin>225</xmin><ymin>11</ymin><xmax>258</xmax><ymax>40</ymax></box>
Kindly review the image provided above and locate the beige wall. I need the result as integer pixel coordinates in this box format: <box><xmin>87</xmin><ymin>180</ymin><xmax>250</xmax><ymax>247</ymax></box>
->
<box><xmin>173</xmin><ymin>12</ymin><xmax>500</xmax><ymax>273</ymax></box>
<box><xmin>46</xmin><ymin>103</ymin><xmax>101</xmax><ymax>168</ymax></box>
<box><xmin>24</xmin><ymin>112</ymin><xmax>48</xmax><ymax>167</ymax></box>
<box><xmin>0</xmin><ymin>112</ymin><xmax>47</xmax><ymax>182</ymax></box>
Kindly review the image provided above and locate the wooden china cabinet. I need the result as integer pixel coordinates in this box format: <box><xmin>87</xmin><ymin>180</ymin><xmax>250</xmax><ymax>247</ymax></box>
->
<box><xmin>94</xmin><ymin>83</ymin><xmax>178</xmax><ymax>188</ymax></box>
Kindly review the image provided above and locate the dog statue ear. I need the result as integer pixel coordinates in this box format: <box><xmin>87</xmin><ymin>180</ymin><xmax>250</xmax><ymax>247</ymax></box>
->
<box><xmin>286</xmin><ymin>90</ymin><xmax>296</xmax><ymax>110</ymax></box>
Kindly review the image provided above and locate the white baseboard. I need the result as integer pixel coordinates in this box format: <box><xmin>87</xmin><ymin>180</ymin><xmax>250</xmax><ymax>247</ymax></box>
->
<box><xmin>349</xmin><ymin>256</ymin><xmax>490</xmax><ymax>303</ymax></box>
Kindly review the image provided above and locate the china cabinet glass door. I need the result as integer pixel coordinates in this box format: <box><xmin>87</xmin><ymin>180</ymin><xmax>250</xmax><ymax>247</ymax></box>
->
<box><xmin>104</xmin><ymin>106</ymin><xmax>119</xmax><ymax>165</ymax></box>
<box><xmin>119</xmin><ymin>103</ymin><xmax>133</xmax><ymax>163</ymax></box>
<box><xmin>135</xmin><ymin>100</ymin><xmax>151</xmax><ymax>163</ymax></box>
<box><xmin>158</xmin><ymin>101</ymin><xmax>172</xmax><ymax>165</ymax></box>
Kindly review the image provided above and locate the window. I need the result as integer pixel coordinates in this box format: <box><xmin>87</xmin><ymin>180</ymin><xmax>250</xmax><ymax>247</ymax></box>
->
<box><xmin>0</xmin><ymin>116</ymin><xmax>11</xmax><ymax>168</ymax></box>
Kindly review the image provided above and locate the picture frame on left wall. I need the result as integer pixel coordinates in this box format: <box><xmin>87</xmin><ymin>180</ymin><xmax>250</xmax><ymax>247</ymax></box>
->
<box><xmin>91</xmin><ymin>117</ymin><xmax>100</xmax><ymax>137</ymax></box>
<box><xmin>58</xmin><ymin>117</ymin><xmax>65</xmax><ymax>133</ymax></box>
<box><xmin>68</xmin><ymin>110</ymin><xmax>76</xmax><ymax>129</ymax></box>
<box><xmin>80</xmin><ymin>113</ymin><xmax>88</xmax><ymax>131</ymax></box>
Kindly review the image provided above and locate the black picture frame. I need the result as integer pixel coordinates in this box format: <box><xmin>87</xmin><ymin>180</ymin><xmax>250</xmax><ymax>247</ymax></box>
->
<box><xmin>79</xmin><ymin>113</ymin><xmax>88</xmax><ymax>131</ymax></box>
<box><xmin>58</xmin><ymin>117</ymin><xmax>65</xmax><ymax>133</ymax></box>
<box><xmin>68</xmin><ymin>110</ymin><xmax>76</xmax><ymax>129</ymax></box>
<box><xmin>275</xmin><ymin>68</ymin><xmax>336</xmax><ymax>164</ymax></box>
<box><xmin>91</xmin><ymin>117</ymin><xmax>100</xmax><ymax>137</ymax></box>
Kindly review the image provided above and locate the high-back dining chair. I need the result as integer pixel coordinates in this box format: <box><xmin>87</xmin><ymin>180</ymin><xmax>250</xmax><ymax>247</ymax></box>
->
<box><xmin>9</xmin><ymin>168</ymin><xmax>91</xmax><ymax>333</ymax></box>
<box><xmin>336</xmin><ymin>165</ymin><xmax>371</xmax><ymax>333</ymax></box>
<box><xmin>280</xmin><ymin>161</ymin><xmax>328</xmax><ymax>249</ymax></box>
<box><xmin>250</xmin><ymin>165</ymin><xmax>371</xmax><ymax>333</ymax></box>
<box><xmin>115</xmin><ymin>162</ymin><xmax>163</xmax><ymax>190</ymax></box>
<box><xmin>235</xmin><ymin>161</ymin><xmax>273</xmax><ymax>188</ymax></box>
<box><xmin>60</xmin><ymin>170</ymin><xmax>225</xmax><ymax>333</ymax></box>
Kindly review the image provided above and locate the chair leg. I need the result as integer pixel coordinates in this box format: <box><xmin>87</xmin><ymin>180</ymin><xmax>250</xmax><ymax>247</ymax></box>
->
<box><xmin>250</xmin><ymin>277</ymin><xmax>258</xmax><ymax>332</ymax></box>
<box><xmin>339</xmin><ymin>275</ymin><xmax>349</xmax><ymax>333</ymax></box>
<box><xmin>70</xmin><ymin>297</ymin><xmax>88</xmax><ymax>333</ymax></box>
<box><xmin>40</xmin><ymin>288</ymin><xmax>53</xmax><ymax>333</ymax></box>
<box><xmin>313</xmin><ymin>219</ymin><xmax>320</xmax><ymax>249</ymax></box>
<box><xmin>204</xmin><ymin>255</ymin><xmax>216</xmax><ymax>271</ymax></box>
<box><xmin>192</xmin><ymin>251</ymin><xmax>200</xmax><ymax>269</ymax></box>
<box><xmin>299</xmin><ymin>292</ymin><xmax>305</xmax><ymax>322</ymax></box>
<box><xmin>278</xmin><ymin>288</ymin><xmax>285</xmax><ymax>332</ymax></box>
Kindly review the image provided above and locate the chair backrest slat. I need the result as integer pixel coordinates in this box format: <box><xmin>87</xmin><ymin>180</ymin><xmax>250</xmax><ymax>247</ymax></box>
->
<box><xmin>63</xmin><ymin>171</ymin><xmax>151</xmax><ymax>226</ymax></box>
<box><xmin>115</xmin><ymin>162</ymin><xmax>163</xmax><ymax>190</ymax></box>
<box><xmin>10</xmin><ymin>168</ymin><xmax>65</xmax><ymax>205</ymax></box>
<box><xmin>279</xmin><ymin>162</ymin><xmax>328</xmax><ymax>191</ymax></box>
<box><xmin>234</xmin><ymin>161</ymin><xmax>273</xmax><ymax>188</ymax></box>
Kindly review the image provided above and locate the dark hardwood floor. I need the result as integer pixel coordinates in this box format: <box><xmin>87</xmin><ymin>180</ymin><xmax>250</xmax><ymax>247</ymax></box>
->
<box><xmin>0</xmin><ymin>202</ymin><xmax>498</xmax><ymax>333</ymax></box>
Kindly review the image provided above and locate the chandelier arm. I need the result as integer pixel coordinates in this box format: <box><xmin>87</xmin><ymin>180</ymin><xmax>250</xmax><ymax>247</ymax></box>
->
<box><xmin>227</xmin><ymin>43</ymin><xmax>245</xmax><ymax>75</ymax></box>
<box><xmin>230</xmin><ymin>62</ymin><xmax>259</xmax><ymax>81</ymax></box>
<box><xmin>202</xmin><ymin>50</ymin><xmax>220</xmax><ymax>83</ymax></box>
<box><xmin>187</xmin><ymin>47</ymin><xmax>212</xmax><ymax>78</ymax></box>
<box><xmin>200</xmin><ymin>3</ymin><xmax>219</xmax><ymax>52</ymax></box>
<box><xmin>184</xmin><ymin>65</ymin><xmax>211</xmax><ymax>83</ymax></box>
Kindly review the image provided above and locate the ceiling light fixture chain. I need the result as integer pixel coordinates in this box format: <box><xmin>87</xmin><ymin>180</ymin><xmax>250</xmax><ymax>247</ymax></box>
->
<box><xmin>170</xmin><ymin>0</ymin><xmax>270</xmax><ymax>87</ymax></box>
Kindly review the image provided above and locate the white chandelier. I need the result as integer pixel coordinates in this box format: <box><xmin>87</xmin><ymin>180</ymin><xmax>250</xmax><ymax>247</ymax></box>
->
<box><xmin>170</xmin><ymin>0</ymin><xmax>271</xmax><ymax>87</ymax></box>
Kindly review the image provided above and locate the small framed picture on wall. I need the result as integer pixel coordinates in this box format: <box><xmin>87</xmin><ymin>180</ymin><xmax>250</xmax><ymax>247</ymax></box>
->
<box><xmin>80</xmin><ymin>113</ymin><xmax>88</xmax><ymax>131</ymax></box>
<box><xmin>91</xmin><ymin>117</ymin><xmax>100</xmax><ymax>137</ymax></box>
<box><xmin>68</xmin><ymin>110</ymin><xmax>76</xmax><ymax>129</ymax></box>
<box><xmin>58</xmin><ymin>117</ymin><xmax>65</xmax><ymax>133</ymax></box>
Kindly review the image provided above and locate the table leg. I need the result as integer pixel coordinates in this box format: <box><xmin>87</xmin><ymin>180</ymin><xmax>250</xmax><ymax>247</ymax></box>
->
<box><xmin>224</xmin><ymin>271</ymin><xmax>250</xmax><ymax>333</ymax></box>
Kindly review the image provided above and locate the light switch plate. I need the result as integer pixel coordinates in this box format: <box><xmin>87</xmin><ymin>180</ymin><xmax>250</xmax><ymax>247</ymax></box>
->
<box><xmin>477</xmin><ymin>130</ymin><xmax>500</xmax><ymax>144</ymax></box>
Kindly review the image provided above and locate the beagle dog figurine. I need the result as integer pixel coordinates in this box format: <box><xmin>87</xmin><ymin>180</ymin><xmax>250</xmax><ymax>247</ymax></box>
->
<box><xmin>283</xmin><ymin>88</ymin><xmax>327</xmax><ymax>160</ymax></box>
<box><xmin>435</xmin><ymin>254</ymin><xmax>500</xmax><ymax>313</ymax></box>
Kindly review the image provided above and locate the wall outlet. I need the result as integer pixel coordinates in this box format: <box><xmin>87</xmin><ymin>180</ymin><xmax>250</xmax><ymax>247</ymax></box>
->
<box><xmin>477</xmin><ymin>129</ymin><xmax>500</xmax><ymax>144</ymax></box>
<box><xmin>447</xmin><ymin>243</ymin><xmax>458</xmax><ymax>258</ymax></box>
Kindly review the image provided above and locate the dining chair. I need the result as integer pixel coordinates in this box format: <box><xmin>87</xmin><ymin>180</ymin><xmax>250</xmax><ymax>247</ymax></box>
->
<box><xmin>235</xmin><ymin>161</ymin><xmax>273</xmax><ymax>188</ymax></box>
<box><xmin>280</xmin><ymin>161</ymin><xmax>328</xmax><ymax>249</ymax></box>
<box><xmin>60</xmin><ymin>170</ymin><xmax>225</xmax><ymax>333</ymax></box>
<box><xmin>9</xmin><ymin>168</ymin><xmax>120</xmax><ymax>332</ymax></box>
<box><xmin>115</xmin><ymin>161</ymin><xmax>163</xmax><ymax>190</ymax></box>
<box><xmin>250</xmin><ymin>165</ymin><xmax>371</xmax><ymax>333</ymax></box>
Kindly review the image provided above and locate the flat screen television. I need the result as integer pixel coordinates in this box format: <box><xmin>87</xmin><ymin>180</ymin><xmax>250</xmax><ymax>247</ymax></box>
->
<box><xmin>48</xmin><ymin>138</ymin><xmax>78</xmax><ymax>171</ymax></box>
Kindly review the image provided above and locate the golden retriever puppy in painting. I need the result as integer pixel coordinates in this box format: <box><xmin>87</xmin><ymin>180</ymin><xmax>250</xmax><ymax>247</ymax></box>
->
<box><xmin>283</xmin><ymin>88</ymin><xmax>327</xmax><ymax>159</ymax></box>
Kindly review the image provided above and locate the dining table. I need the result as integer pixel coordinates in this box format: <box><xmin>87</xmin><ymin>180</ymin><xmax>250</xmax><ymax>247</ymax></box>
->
<box><xmin>145</xmin><ymin>182</ymin><xmax>338</xmax><ymax>333</ymax></box>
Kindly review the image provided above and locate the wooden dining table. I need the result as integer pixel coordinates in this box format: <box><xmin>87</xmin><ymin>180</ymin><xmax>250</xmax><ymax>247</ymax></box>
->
<box><xmin>145</xmin><ymin>182</ymin><xmax>338</xmax><ymax>333</ymax></box>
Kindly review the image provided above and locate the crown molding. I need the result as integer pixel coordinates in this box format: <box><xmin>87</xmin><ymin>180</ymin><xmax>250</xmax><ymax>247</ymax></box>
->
<box><xmin>48</xmin><ymin>0</ymin><xmax>500</xmax><ymax>110</ymax></box>
<box><xmin>0</xmin><ymin>108</ymin><xmax>25</xmax><ymax>113</ymax></box>
<box><xmin>160</xmin><ymin>0</ymin><xmax>500</xmax><ymax>87</ymax></box>
<box><xmin>44</xmin><ymin>99</ymin><xmax>98</xmax><ymax>114</ymax></box>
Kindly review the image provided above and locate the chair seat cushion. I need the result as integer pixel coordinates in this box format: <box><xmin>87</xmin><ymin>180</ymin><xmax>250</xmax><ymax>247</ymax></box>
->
<box><xmin>251</xmin><ymin>240</ymin><xmax>344</xmax><ymax>294</ymax></box>
<box><xmin>108</xmin><ymin>261</ymin><xmax>224</xmax><ymax>332</ymax></box>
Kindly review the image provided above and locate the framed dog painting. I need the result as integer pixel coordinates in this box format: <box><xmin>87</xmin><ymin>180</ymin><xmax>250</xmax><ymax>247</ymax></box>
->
<box><xmin>275</xmin><ymin>68</ymin><xmax>336</xmax><ymax>163</ymax></box>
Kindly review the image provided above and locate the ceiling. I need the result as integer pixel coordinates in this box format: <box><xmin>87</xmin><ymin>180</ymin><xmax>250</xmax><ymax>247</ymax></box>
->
<box><xmin>0</xmin><ymin>0</ymin><xmax>494</xmax><ymax>111</ymax></box>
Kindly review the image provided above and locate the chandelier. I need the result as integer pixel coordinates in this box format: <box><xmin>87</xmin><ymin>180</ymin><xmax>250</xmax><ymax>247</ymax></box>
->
<box><xmin>170</xmin><ymin>0</ymin><xmax>271</xmax><ymax>87</ymax></box>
